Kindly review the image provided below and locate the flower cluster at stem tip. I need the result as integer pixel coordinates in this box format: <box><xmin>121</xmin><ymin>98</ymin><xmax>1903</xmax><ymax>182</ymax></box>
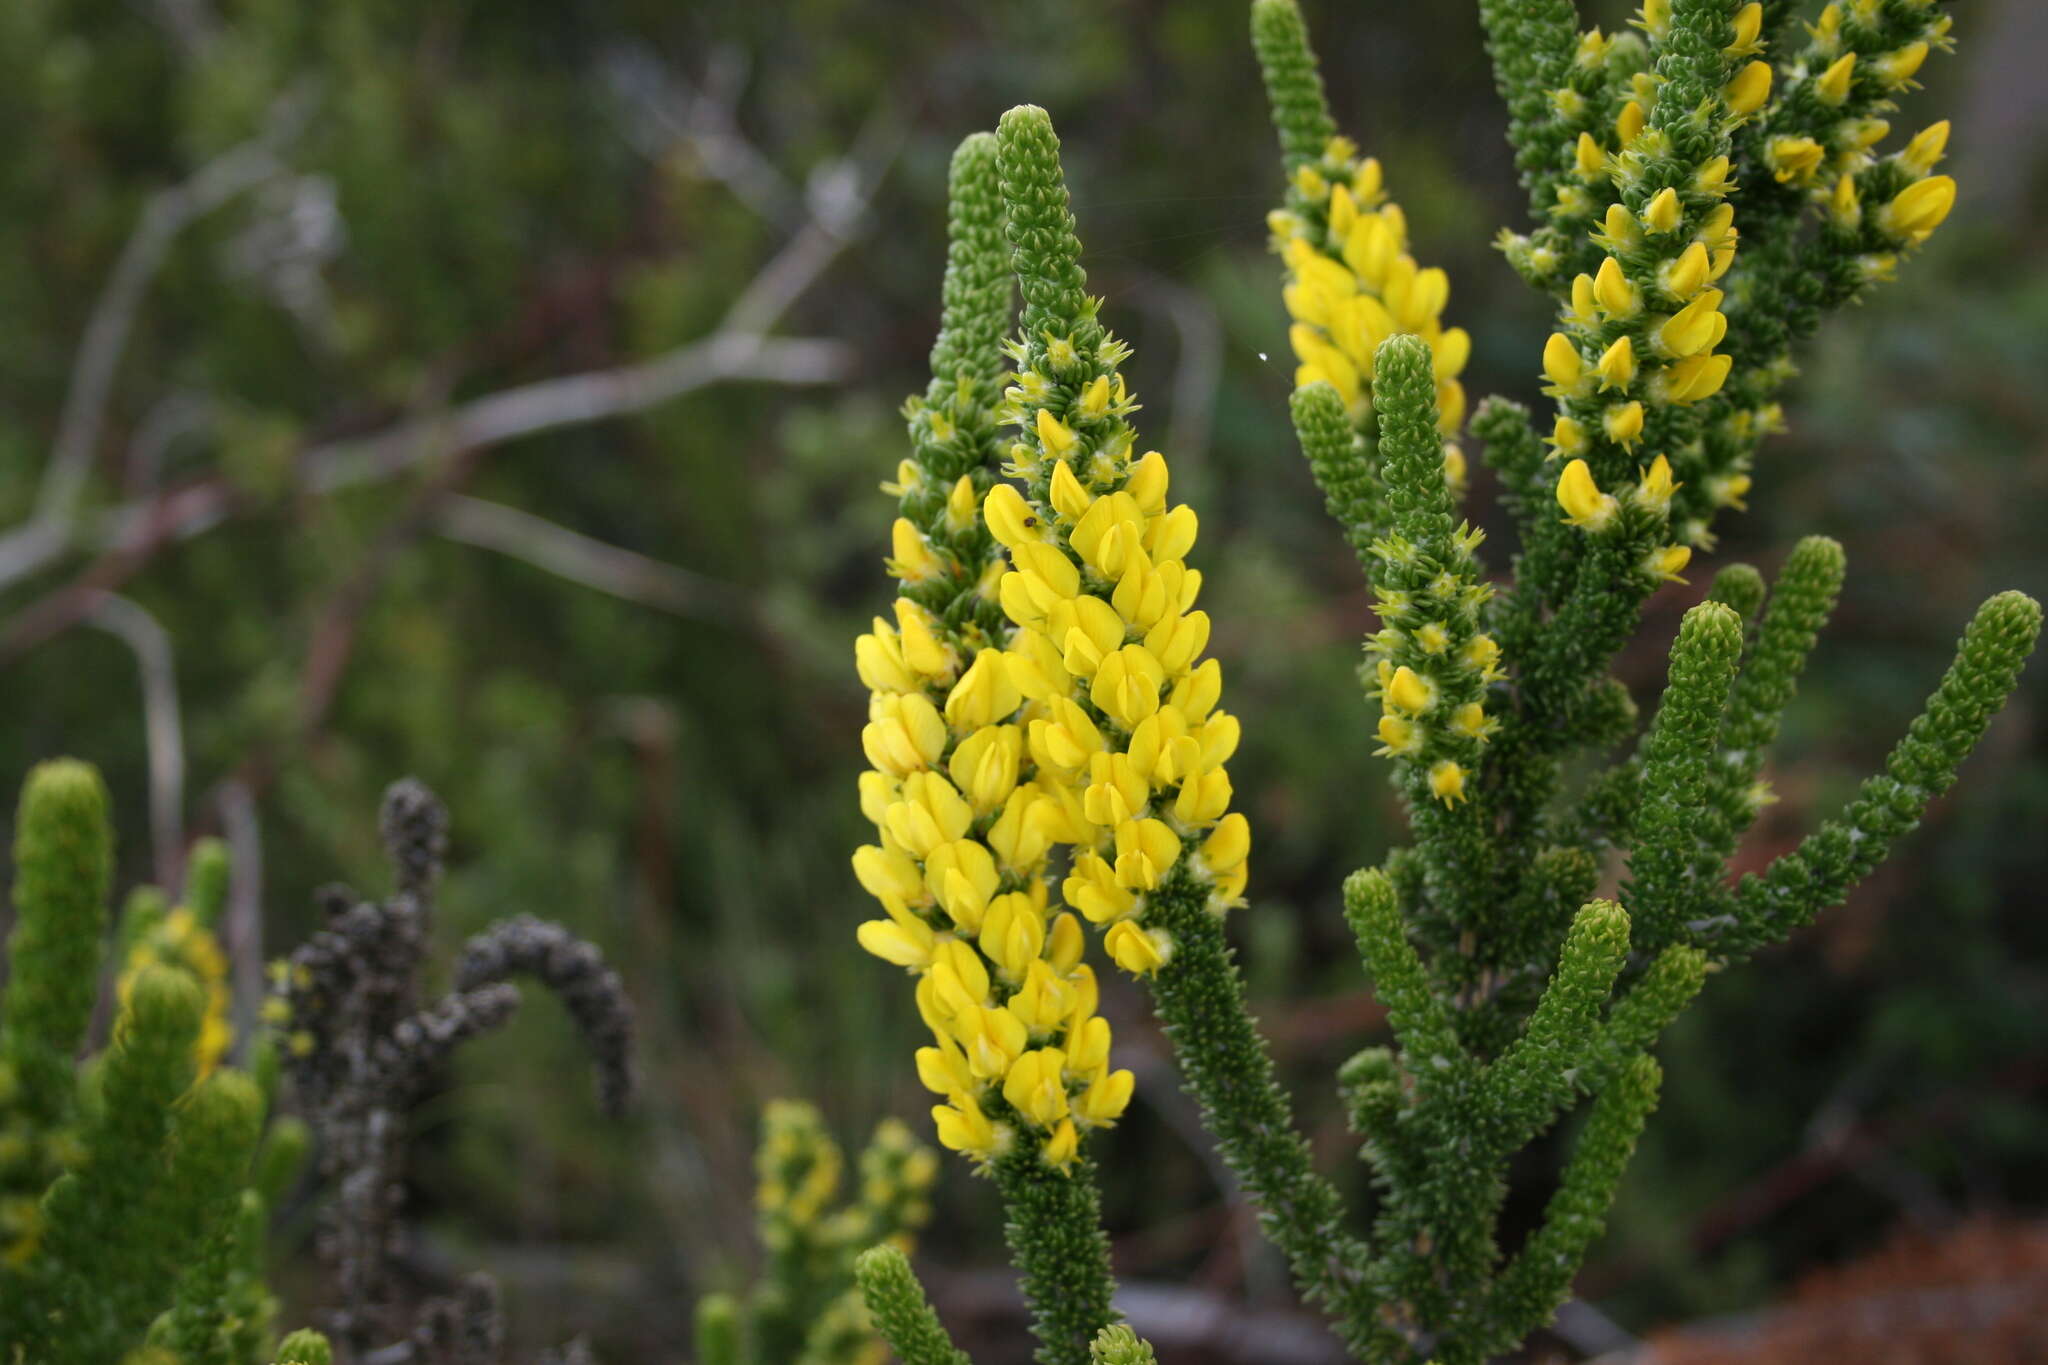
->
<box><xmin>851</xmin><ymin>114</ymin><xmax>1251</xmax><ymax>1171</ymax></box>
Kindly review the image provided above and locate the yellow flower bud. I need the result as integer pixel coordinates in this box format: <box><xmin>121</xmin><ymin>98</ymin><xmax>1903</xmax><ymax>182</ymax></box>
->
<box><xmin>1385</xmin><ymin>664</ymin><xmax>1434</xmax><ymax>716</ymax></box>
<box><xmin>1880</xmin><ymin>175</ymin><xmax>1956</xmax><ymax>244</ymax></box>
<box><xmin>1725</xmin><ymin>2</ymin><xmax>1763</xmax><ymax>56</ymax></box>
<box><xmin>1556</xmin><ymin>459</ymin><xmax>1618</xmax><ymax>531</ymax></box>
<box><xmin>1615</xmin><ymin>100</ymin><xmax>1646</xmax><ymax>145</ymax></box>
<box><xmin>1768</xmin><ymin>136</ymin><xmax>1825</xmax><ymax>186</ymax></box>
<box><xmin>1901</xmin><ymin>121</ymin><xmax>1950</xmax><ymax>177</ymax></box>
<box><xmin>1449</xmin><ymin>702</ymin><xmax>1491</xmax><ymax>741</ymax></box>
<box><xmin>1428</xmin><ymin>759</ymin><xmax>1468</xmax><ymax>806</ymax></box>
<box><xmin>1542</xmin><ymin>332</ymin><xmax>1585</xmax><ymax>393</ymax></box>
<box><xmin>1660</xmin><ymin>242</ymin><xmax>1711</xmax><ymax>301</ymax></box>
<box><xmin>1104</xmin><ymin>921</ymin><xmax>1170</xmax><ymax>976</ymax></box>
<box><xmin>1634</xmin><ymin>454</ymin><xmax>1679</xmax><ymax>514</ymax></box>
<box><xmin>1593</xmin><ymin>257</ymin><xmax>1639</xmax><ymax>319</ymax></box>
<box><xmin>1815</xmin><ymin>51</ymin><xmax>1857</xmax><ymax>106</ymax></box>
<box><xmin>1658</xmin><ymin>288</ymin><xmax>1726</xmax><ymax>358</ymax></box>
<box><xmin>1594</xmin><ymin>335</ymin><xmax>1637</xmax><ymax>391</ymax></box>
<box><xmin>931</xmin><ymin>1096</ymin><xmax>1001</xmax><ymax>1159</ymax></box>
<box><xmin>1643</xmin><ymin>187</ymin><xmax>1682</xmax><ymax>235</ymax></box>
<box><xmin>1574</xmin><ymin>132</ymin><xmax>1606</xmax><ymax>179</ymax></box>
<box><xmin>1646</xmin><ymin>544</ymin><xmax>1693</xmax><ymax>582</ymax></box>
<box><xmin>1076</xmin><ymin>374</ymin><xmax>1113</xmax><ymax>422</ymax></box>
<box><xmin>1125</xmin><ymin>450</ymin><xmax>1170</xmax><ymax>516</ymax></box>
<box><xmin>1035</xmin><ymin>407</ymin><xmax>1080</xmax><ymax>461</ymax></box>
<box><xmin>1722</xmin><ymin>60</ymin><xmax>1772</xmax><ymax>117</ymax></box>
<box><xmin>1603</xmin><ymin>400</ymin><xmax>1645</xmax><ymax>449</ymax></box>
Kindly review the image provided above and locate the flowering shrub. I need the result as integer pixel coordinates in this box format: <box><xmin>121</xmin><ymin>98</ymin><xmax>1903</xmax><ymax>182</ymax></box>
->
<box><xmin>846</xmin><ymin>4</ymin><xmax>2040</xmax><ymax>1364</ymax></box>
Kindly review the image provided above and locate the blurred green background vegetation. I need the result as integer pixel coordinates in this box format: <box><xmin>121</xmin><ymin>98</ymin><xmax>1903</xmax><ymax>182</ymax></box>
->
<box><xmin>1</xmin><ymin>0</ymin><xmax>2043</xmax><ymax>1359</ymax></box>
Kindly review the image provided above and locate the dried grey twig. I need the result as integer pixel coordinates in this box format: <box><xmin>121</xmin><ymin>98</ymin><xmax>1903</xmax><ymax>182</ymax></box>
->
<box><xmin>274</xmin><ymin>779</ymin><xmax>635</xmax><ymax>1364</ymax></box>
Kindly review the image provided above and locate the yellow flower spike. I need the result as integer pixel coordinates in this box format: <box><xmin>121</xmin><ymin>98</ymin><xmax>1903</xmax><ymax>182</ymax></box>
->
<box><xmin>887</xmin><ymin>518</ymin><xmax>945</xmax><ymax>584</ymax></box>
<box><xmin>944</xmin><ymin>648</ymin><xmax>1024</xmax><ymax>730</ymax></box>
<box><xmin>1814</xmin><ymin>51</ymin><xmax>1857</xmax><ymax>106</ymax></box>
<box><xmin>1603</xmin><ymin>400</ymin><xmax>1646</xmax><ymax>449</ymax></box>
<box><xmin>1427</xmin><ymin>759</ymin><xmax>1468</xmax><ymax>806</ymax></box>
<box><xmin>1035</xmin><ymin>407</ymin><xmax>1081</xmax><ymax>462</ymax></box>
<box><xmin>1768</xmin><ymin>136</ymin><xmax>1825</xmax><ymax>185</ymax></box>
<box><xmin>1643</xmin><ymin>187</ymin><xmax>1683</xmax><ymax>235</ymax></box>
<box><xmin>1646</xmin><ymin>544</ymin><xmax>1693</xmax><ymax>582</ymax></box>
<box><xmin>1542</xmin><ymin>332</ymin><xmax>1585</xmax><ymax>394</ymax></box>
<box><xmin>915</xmin><ymin>1039</ymin><xmax>975</xmax><ymax>1097</ymax></box>
<box><xmin>1113</xmin><ymin>817</ymin><xmax>1182</xmax><ymax>891</ymax></box>
<box><xmin>1173</xmin><ymin>768</ymin><xmax>1233</xmax><ymax>826</ymax></box>
<box><xmin>1593</xmin><ymin>257</ymin><xmax>1640</xmax><ymax>318</ymax></box>
<box><xmin>1385</xmin><ymin>664</ymin><xmax>1434</xmax><ymax>716</ymax></box>
<box><xmin>862</xmin><ymin>693</ymin><xmax>948</xmax><ymax>777</ymax></box>
<box><xmin>1615</xmin><ymin>100</ymin><xmax>1646</xmax><ymax>145</ymax></box>
<box><xmin>1901</xmin><ymin>121</ymin><xmax>1951</xmax><ymax>177</ymax></box>
<box><xmin>1042</xmin><ymin>1119</ymin><xmax>1079</xmax><ymax>1167</ymax></box>
<box><xmin>1595</xmin><ymin>335</ymin><xmax>1637</xmax><ymax>391</ymax></box>
<box><xmin>1725</xmin><ymin>2</ymin><xmax>1763</xmax><ymax>56</ymax></box>
<box><xmin>931</xmin><ymin>1096</ymin><xmax>1003</xmax><ymax>1160</ymax></box>
<box><xmin>1375</xmin><ymin>712</ymin><xmax>1422</xmax><ymax>757</ymax></box>
<box><xmin>1574</xmin><ymin>132</ymin><xmax>1606</xmax><ymax>180</ymax></box>
<box><xmin>1047</xmin><ymin>912</ymin><xmax>1086</xmax><ymax>974</ymax></box>
<box><xmin>1104</xmin><ymin>921</ymin><xmax>1171</xmax><ymax>976</ymax></box>
<box><xmin>1557</xmin><ymin>458</ymin><xmax>1619</xmax><ymax>531</ymax></box>
<box><xmin>1658</xmin><ymin>288</ymin><xmax>1726</xmax><ymax>358</ymax></box>
<box><xmin>984</xmin><ymin>483</ymin><xmax>1046</xmax><ymax>549</ymax></box>
<box><xmin>1549</xmin><ymin>414</ymin><xmax>1590</xmax><ymax>458</ymax></box>
<box><xmin>1880</xmin><ymin>175</ymin><xmax>1956</xmax><ymax>244</ymax></box>
<box><xmin>1723</xmin><ymin>60</ymin><xmax>1773</xmax><ymax>117</ymax></box>
<box><xmin>1634</xmin><ymin>454</ymin><xmax>1680</xmax><ymax>514</ymax></box>
<box><xmin>1073</xmin><ymin>1068</ymin><xmax>1136</xmax><ymax>1126</ymax></box>
<box><xmin>1829</xmin><ymin>175</ymin><xmax>1862</xmax><ymax>230</ymax></box>
<box><xmin>1660</xmin><ymin>241</ymin><xmax>1711</xmax><ymax>301</ymax></box>
<box><xmin>1125</xmin><ymin>451</ymin><xmax>1170</xmax><ymax>517</ymax></box>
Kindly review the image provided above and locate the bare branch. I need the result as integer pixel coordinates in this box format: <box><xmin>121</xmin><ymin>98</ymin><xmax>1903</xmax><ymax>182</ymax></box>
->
<box><xmin>82</xmin><ymin>592</ymin><xmax>186</xmax><ymax>889</ymax></box>
<box><xmin>435</xmin><ymin>495</ymin><xmax>749</xmax><ymax>625</ymax></box>
<box><xmin>216</xmin><ymin>777</ymin><xmax>266</xmax><ymax>1058</ymax></box>
<box><xmin>38</xmin><ymin>91</ymin><xmax>310</xmax><ymax>528</ymax></box>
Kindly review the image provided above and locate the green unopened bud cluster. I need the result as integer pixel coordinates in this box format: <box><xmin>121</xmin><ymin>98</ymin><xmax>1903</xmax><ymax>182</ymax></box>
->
<box><xmin>0</xmin><ymin>761</ymin><xmax>304</xmax><ymax>1364</ymax></box>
